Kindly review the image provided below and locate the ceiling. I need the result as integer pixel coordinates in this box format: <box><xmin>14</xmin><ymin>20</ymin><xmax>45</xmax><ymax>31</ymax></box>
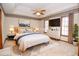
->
<box><xmin>1</xmin><ymin>3</ymin><xmax>78</xmax><ymax>18</ymax></box>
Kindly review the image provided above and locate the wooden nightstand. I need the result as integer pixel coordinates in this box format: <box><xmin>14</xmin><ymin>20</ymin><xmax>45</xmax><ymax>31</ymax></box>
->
<box><xmin>4</xmin><ymin>34</ymin><xmax>16</xmax><ymax>47</ymax></box>
<box><xmin>7</xmin><ymin>34</ymin><xmax>15</xmax><ymax>40</ymax></box>
<box><xmin>4</xmin><ymin>39</ymin><xmax>16</xmax><ymax>48</ymax></box>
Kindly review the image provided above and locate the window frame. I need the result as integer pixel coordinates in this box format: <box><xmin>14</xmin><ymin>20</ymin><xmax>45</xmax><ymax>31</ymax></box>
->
<box><xmin>44</xmin><ymin>20</ymin><xmax>49</xmax><ymax>32</ymax></box>
<box><xmin>61</xmin><ymin>16</ymin><xmax>69</xmax><ymax>37</ymax></box>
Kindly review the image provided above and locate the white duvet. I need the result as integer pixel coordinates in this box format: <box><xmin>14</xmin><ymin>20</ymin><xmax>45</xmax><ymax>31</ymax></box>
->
<box><xmin>14</xmin><ymin>32</ymin><xmax>49</xmax><ymax>51</ymax></box>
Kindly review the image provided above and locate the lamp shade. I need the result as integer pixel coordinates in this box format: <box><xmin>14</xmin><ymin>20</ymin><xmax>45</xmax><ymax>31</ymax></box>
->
<box><xmin>9</xmin><ymin>28</ymin><xmax>14</xmax><ymax>31</ymax></box>
<box><xmin>36</xmin><ymin>12</ymin><xmax>41</xmax><ymax>16</ymax></box>
<box><xmin>9</xmin><ymin>27</ymin><xmax>14</xmax><ymax>34</ymax></box>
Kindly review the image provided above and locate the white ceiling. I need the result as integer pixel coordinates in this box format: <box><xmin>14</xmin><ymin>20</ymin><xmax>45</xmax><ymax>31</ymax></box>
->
<box><xmin>2</xmin><ymin>3</ymin><xmax>78</xmax><ymax>18</ymax></box>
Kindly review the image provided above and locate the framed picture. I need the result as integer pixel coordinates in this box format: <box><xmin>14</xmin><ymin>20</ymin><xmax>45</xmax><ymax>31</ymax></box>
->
<box><xmin>18</xmin><ymin>19</ymin><xmax>30</xmax><ymax>27</ymax></box>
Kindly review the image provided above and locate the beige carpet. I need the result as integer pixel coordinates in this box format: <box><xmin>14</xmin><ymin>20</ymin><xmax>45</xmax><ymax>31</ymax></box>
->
<box><xmin>0</xmin><ymin>40</ymin><xmax>78</xmax><ymax>56</ymax></box>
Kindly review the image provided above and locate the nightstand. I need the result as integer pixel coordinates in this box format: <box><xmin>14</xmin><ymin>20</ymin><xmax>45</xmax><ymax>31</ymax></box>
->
<box><xmin>4</xmin><ymin>39</ymin><xmax>16</xmax><ymax>48</ymax></box>
<box><xmin>4</xmin><ymin>34</ymin><xmax>16</xmax><ymax>48</ymax></box>
<box><xmin>7</xmin><ymin>34</ymin><xmax>15</xmax><ymax>40</ymax></box>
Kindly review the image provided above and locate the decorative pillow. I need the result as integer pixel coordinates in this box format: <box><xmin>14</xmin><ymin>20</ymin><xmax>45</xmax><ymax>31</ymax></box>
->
<box><xmin>25</xmin><ymin>27</ymin><xmax>34</xmax><ymax>32</ymax></box>
<box><xmin>18</xmin><ymin>27</ymin><xmax>26</xmax><ymax>33</ymax></box>
<box><xmin>14</xmin><ymin>27</ymin><xmax>19</xmax><ymax>34</ymax></box>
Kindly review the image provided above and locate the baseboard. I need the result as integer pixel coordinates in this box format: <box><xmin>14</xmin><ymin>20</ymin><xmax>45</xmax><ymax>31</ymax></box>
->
<box><xmin>49</xmin><ymin>37</ymin><xmax>60</xmax><ymax>41</ymax></box>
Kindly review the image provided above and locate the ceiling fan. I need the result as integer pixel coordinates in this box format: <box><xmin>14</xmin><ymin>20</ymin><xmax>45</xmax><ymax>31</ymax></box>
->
<box><xmin>33</xmin><ymin>8</ymin><xmax>46</xmax><ymax>16</ymax></box>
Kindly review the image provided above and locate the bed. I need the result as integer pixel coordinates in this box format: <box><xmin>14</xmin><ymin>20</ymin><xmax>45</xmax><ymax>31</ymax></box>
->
<box><xmin>14</xmin><ymin>31</ymin><xmax>50</xmax><ymax>52</ymax></box>
<box><xmin>13</xmin><ymin>22</ymin><xmax>50</xmax><ymax>52</ymax></box>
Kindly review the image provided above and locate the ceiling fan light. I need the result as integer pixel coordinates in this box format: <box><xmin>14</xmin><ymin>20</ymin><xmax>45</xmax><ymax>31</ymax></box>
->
<box><xmin>36</xmin><ymin>12</ymin><xmax>41</xmax><ymax>16</ymax></box>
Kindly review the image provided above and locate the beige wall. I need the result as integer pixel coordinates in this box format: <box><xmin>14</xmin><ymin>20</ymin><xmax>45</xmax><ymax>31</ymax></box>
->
<box><xmin>1</xmin><ymin>8</ymin><xmax>6</xmax><ymax>46</ymax></box>
<box><xmin>5</xmin><ymin>17</ymin><xmax>19</xmax><ymax>35</ymax></box>
<box><xmin>5</xmin><ymin>16</ymin><xmax>44</xmax><ymax>35</ymax></box>
<box><xmin>74</xmin><ymin>13</ymin><xmax>79</xmax><ymax>36</ymax></box>
<box><xmin>40</xmin><ymin>20</ymin><xmax>45</xmax><ymax>33</ymax></box>
<box><xmin>74</xmin><ymin>13</ymin><xmax>79</xmax><ymax>26</ymax></box>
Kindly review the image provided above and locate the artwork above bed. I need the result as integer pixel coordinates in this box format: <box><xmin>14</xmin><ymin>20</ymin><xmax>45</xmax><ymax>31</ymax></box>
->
<box><xmin>18</xmin><ymin>19</ymin><xmax>30</xmax><ymax>27</ymax></box>
<box><xmin>19</xmin><ymin>23</ymin><xmax>30</xmax><ymax>27</ymax></box>
<box><xmin>16</xmin><ymin>19</ymin><xmax>40</xmax><ymax>34</ymax></box>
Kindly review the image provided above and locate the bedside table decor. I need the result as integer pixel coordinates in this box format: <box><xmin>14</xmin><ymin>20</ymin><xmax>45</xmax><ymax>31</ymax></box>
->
<box><xmin>7</xmin><ymin>34</ymin><xmax>15</xmax><ymax>40</ymax></box>
<box><xmin>9</xmin><ymin>26</ymin><xmax>14</xmax><ymax>34</ymax></box>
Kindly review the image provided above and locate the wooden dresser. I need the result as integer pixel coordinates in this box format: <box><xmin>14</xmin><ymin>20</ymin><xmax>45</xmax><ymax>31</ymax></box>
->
<box><xmin>0</xmin><ymin>9</ymin><xmax>3</xmax><ymax>49</ymax></box>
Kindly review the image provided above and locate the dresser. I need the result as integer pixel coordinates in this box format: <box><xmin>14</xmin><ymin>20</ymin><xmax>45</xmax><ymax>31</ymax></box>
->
<box><xmin>47</xmin><ymin>27</ymin><xmax>60</xmax><ymax>40</ymax></box>
<box><xmin>0</xmin><ymin>9</ymin><xmax>3</xmax><ymax>49</ymax></box>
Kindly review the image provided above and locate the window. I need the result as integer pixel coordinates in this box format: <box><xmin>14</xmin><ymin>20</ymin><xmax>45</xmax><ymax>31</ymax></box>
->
<box><xmin>61</xmin><ymin>17</ymin><xmax>69</xmax><ymax>36</ymax></box>
<box><xmin>45</xmin><ymin>20</ymin><xmax>49</xmax><ymax>32</ymax></box>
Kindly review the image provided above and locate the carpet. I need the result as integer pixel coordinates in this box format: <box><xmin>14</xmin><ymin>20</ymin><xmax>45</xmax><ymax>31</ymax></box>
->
<box><xmin>0</xmin><ymin>40</ymin><xmax>78</xmax><ymax>56</ymax></box>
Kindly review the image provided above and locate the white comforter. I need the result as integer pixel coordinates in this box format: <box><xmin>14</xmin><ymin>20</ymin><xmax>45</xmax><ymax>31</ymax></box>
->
<box><xmin>14</xmin><ymin>32</ymin><xmax>49</xmax><ymax>51</ymax></box>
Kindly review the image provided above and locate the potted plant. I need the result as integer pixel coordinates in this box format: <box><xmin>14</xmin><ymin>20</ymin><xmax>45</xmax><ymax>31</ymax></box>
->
<box><xmin>73</xmin><ymin>24</ymin><xmax>78</xmax><ymax>45</ymax></box>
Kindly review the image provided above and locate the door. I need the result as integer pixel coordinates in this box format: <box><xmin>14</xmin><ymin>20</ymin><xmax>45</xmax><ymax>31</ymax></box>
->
<box><xmin>0</xmin><ymin>9</ymin><xmax>3</xmax><ymax>49</ymax></box>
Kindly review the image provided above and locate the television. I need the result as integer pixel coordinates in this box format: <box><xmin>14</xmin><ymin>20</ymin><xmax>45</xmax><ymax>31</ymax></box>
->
<box><xmin>49</xmin><ymin>18</ymin><xmax>60</xmax><ymax>27</ymax></box>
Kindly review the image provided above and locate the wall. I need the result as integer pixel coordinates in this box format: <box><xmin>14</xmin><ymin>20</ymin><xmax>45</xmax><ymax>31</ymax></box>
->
<box><xmin>74</xmin><ymin>13</ymin><xmax>79</xmax><ymax>36</ymax></box>
<box><xmin>40</xmin><ymin>20</ymin><xmax>45</xmax><ymax>33</ymax></box>
<box><xmin>5</xmin><ymin>17</ymin><xmax>19</xmax><ymax>35</ymax></box>
<box><xmin>60</xmin><ymin>36</ymin><xmax>68</xmax><ymax>41</ymax></box>
<box><xmin>5</xmin><ymin>16</ymin><xmax>43</xmax><ymax>35</ymax></box>
<box><xmin>74</xmin><ymin>13</ymin><xmax>79</xmax><ymax>26</ymax></box>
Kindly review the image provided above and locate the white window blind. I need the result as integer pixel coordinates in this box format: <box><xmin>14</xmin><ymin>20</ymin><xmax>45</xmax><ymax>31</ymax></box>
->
<box><xmin>61</xmin><ymin>17</ymin><xmax>69</xmax><ymax>36</ymax></box>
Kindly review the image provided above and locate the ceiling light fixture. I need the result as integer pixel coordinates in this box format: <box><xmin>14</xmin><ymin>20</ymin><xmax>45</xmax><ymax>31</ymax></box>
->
<box><xmin>36</xmin><ymin>12</ymin><xmax>41</xmax><ymax>16</ymax></box>
<box><xmin>33</xmin><ymin>8</ymin><xmax>46</xmax><ymax>16</ymax></box>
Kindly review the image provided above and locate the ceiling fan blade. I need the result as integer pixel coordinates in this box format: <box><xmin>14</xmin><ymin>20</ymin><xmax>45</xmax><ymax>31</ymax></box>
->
<box><xmin>33</xmin><ymin>12</ymin><xmax>36</xmax><ymax>14</ymax></box>
<box><xmin>32</xmin><ymin>9</ymin><xmax>46</xmax><ymax>16</ymax></box>
<box><xmin>41</xmin><ymin>13</ymin><xmax>44</xmax><ymax>15</ymax></box>
<box><xmin>42</xmin><ymin>10</ymin><xmax>46</xmax><ymax>11</ymax></box>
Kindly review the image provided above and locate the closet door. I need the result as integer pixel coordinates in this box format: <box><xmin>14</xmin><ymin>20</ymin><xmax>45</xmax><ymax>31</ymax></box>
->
<box><xmin>0</xmin><ymin>9</ymin><xmax>3</xmax><ymax>49</ymax></box>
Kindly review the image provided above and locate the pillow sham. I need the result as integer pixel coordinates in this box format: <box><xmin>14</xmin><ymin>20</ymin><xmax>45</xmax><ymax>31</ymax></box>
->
<box><xmin>25</xmin><ymin>27</ymin><xmax>34</xmax><ymax>32</ymax></box>
<box><xmin>18</xmin><ymin>27</ymin><xmax>26</xmax><ymax>33</ymax></box>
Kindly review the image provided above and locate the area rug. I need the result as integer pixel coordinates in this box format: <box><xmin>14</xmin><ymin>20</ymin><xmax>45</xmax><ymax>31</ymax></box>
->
<box><xmin>0</xmin><ymin>40</ymin><xmax>78</xmax><ymax>56</ymax></box>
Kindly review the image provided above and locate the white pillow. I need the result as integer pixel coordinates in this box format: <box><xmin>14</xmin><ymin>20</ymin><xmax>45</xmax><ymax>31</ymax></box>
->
<box><xmin>19</xmin><ymin>28</ymin><xmax>26</xmax><ymax>33</ymax></box>
<box><xmin>25</xmin><ymin>27</ymin><xmax>34</xmax><ymax>32</ymax></box>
